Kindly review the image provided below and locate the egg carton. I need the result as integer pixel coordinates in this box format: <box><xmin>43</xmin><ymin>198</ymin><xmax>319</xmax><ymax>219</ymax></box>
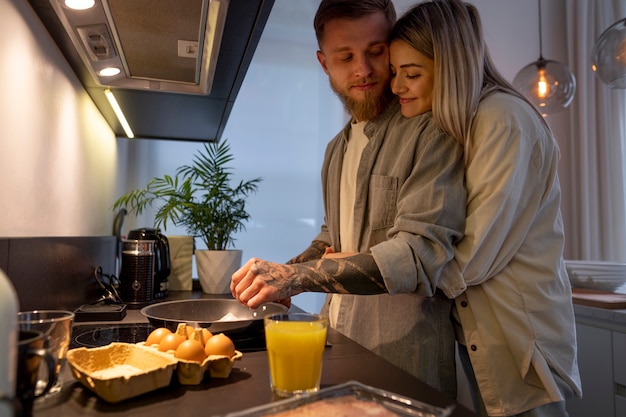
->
<box><xmin>139</xmin><ymin>342</ymin><xmax>243</xmax><ymax>385</ymax></box>
<box><xmin>67</xmin><ymin>342</ymin><xmax>178</xmax><ymax>403</ymax></box>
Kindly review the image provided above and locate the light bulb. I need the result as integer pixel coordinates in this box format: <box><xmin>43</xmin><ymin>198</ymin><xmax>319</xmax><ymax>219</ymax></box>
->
<box><xmin>513</xmin><ymin>58</ymin><xmax>576</xmax><ymax>115</ymax></box>
<box><xmin>592</xmin><ymin>18</ymin><xmax>626</xmax><ymax>89</ymax></box>
<box><xmin>537</xmin><ymin>68</ymin><xmax>549</xmax><ymax>98</ymax></box>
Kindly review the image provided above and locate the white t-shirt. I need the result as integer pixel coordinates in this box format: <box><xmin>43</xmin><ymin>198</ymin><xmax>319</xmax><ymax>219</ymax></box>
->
<box><xmin>330</xmin><ymin>121</ymin><xmax>368</xmax><ymax>327</ymax></box>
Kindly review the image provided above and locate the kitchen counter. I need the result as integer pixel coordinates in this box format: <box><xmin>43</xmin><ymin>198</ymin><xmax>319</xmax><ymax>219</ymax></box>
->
<box><xmin>573</xmin><ymin>303</ymin><xmax>626</xmax><ymax>332</ymax></box>
<box><xmin>33</xmin><ymin>291</ymin><xmax>476</xmax><ymax>417</ymax></box>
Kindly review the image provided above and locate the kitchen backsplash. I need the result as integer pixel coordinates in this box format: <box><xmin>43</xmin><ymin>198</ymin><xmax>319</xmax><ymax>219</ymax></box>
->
<box><xmin>0</xmin><ymin>236</ymin><xmax>117</xmax><ymax>311</ymax></box>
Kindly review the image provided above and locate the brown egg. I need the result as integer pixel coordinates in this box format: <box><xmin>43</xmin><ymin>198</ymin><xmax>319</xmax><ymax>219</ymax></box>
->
<box><xmin>204</xmin><ymin>333</ymin><xmax>236</xmax><ymax>357</ymax></box>
<box><xmin>158</xmin><ymin>323</ymin><xmax>188</xmax><ymax>352</ymax></box>
<box><xmin>145</xmin><ymin>327</ymin><xmax>172</xmax><ymax>346</ymax></box>
<box><xmin>158</xmin><ymin>332</ymin><xmax>186</xmax><ymax>352</ymax></box>
<box><xmin>175</xmin><ymin>339</ymin><xmax>207</xmax><ymax>363</ymax></box>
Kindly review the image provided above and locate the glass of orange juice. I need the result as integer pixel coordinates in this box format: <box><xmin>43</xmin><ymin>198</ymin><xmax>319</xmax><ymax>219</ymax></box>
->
<box><xmin>264</xmin><ymin>313</ymin><xmax>328</xmax><ymax>397</ymax></box>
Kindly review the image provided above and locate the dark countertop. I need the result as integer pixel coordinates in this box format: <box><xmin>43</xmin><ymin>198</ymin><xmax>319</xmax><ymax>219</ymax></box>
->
<box><xmin>33</xmin><ymin>291</ymin><xmax>476</xmax><ymax>417</ymax></box>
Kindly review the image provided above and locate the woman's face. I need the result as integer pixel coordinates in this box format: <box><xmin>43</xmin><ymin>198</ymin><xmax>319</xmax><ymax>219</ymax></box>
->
<box><xmin>390</xmin><ymin>39</ymin><xmax>435</xmax><ymax>118</ymax></box>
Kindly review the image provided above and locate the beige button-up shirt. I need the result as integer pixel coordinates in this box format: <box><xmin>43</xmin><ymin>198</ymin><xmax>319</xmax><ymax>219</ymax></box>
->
<box><xmin>441</xmin><ymin>92</ymin><xmax>582</xmax><ymax>416</ymax></box>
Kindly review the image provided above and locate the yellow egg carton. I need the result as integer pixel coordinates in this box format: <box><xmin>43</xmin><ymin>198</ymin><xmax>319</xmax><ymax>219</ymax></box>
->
<box><xmin>139</xmin><ymin>341</ymin><xmax>243</xmax><ymax>385</ymax></box>
<box><xmin>67</xmin><ymin>341</ymin><xmax>244</xmax><ymax>403</ymax></box>
<box><xmin>67</xmin><ymin>342</ymin><xmax>178</xmax><ymax>403</ymax></box>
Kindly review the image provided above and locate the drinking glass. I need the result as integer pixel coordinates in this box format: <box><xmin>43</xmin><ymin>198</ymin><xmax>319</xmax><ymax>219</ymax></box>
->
<box><xmin>263</xmin><ymin>313</ymin><xmax>328</xmax><ymax>397</ymax></box>
<box><xmin>16</xmin><ymin>330</ymin><xmax>56</xmax><ymax>417</ymax></box>
<box><xmin>17</xmin><ymin>310</ymin><xmax>74</xmax><ymax>397</ymax></box>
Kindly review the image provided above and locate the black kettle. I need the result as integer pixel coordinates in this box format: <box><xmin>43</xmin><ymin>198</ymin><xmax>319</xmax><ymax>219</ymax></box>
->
<box><xmin>127</xmin><ymin>228</ymin><xmax>171</xmax><ymax>298</ymax></box>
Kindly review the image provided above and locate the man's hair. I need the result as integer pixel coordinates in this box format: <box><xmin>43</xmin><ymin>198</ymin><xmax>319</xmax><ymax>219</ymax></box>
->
<box><xmin>314</xmin><ymin>0</ymin><xmax>396</xmax><ymax>48</ymax></box>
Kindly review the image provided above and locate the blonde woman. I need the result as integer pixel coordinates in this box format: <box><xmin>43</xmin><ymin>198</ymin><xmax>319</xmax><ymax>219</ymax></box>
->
<box><xmin>389</xmin><ymin>1</ymin><xmax>581</xmax><ymax>416</ymax></box>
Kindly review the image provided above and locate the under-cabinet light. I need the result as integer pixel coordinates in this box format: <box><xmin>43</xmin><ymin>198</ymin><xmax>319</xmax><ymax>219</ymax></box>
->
<box><xmin>104</xmin><ymin>89</ymin><xmax>134</xmax><ymax>139</ymax></box>
<box><xmin>99</xmin><ymin>67</ymin><xmax>121</xmax><ymax>77</ymax></box>
<box><xmin>64</xmin><ymin>0</ymin><xmax>95</xmax><ymax>10</ymax></box>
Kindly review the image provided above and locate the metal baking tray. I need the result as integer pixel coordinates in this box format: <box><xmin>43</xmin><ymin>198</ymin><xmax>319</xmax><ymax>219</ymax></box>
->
<box><xmin>222</xmin><ymin>381</ymin><xmax>455</xmax><ymax>417</ymax></box>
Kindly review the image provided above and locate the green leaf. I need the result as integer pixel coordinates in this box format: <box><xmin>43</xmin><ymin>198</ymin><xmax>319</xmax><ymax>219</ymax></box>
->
<box><xmin>112</xmin><ymin>138</ymin><xmax>262</xmax><ymax>250</ymax></box>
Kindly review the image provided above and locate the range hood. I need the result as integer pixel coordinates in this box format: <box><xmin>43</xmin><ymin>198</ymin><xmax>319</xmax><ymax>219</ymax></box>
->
<box><xmin>28</xmin><ymin>0</ymin><xmax>275</xmax><ymax>141</ymax></box>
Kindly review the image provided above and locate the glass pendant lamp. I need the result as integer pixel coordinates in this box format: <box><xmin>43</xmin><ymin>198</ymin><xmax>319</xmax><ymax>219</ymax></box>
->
<box><xmin>592</xmin><ymin>18</ymin><xmax>626</xmax><ymax>89</ymax></box>
<box><xmin>513</xmin><ymin>0</ymin><xmax>576</xmax><ymax>115</ymax></box>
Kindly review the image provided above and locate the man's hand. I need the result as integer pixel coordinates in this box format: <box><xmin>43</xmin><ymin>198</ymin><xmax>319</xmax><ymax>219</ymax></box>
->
<box><xmin>231</xmin><ymin>258</ymin><xmax>302</xmax><ymax>309</ymax></box>
<box><xmin>231</xmin><ymin>254</ymin><xmax>387</xmax><ymax>308</ymax></box>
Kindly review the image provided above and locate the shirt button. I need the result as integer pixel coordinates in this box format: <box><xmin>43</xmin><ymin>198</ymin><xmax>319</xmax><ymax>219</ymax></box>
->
<box><xmin>461</xmin><ymin>301</ymin><xmax>468</xmax><ymax>308</ymax></box>
<box><xmin>470</xmin><ymin>345</ymin><xmax>477</xmax><ymax>351</ymax></box>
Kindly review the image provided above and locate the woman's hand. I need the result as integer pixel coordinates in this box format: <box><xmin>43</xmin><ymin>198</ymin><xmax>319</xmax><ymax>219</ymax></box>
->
<box><xmin>322</xmin><ymin>247</ymin><xmax>357</xmax><ymax>259</ymax></box>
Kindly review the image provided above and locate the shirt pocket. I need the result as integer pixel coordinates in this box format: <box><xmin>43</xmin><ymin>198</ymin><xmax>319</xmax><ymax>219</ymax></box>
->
<box><xmin>369</xmin><ymin>175</ymin><xmax>397</xmax><ymax>230</ymax></box>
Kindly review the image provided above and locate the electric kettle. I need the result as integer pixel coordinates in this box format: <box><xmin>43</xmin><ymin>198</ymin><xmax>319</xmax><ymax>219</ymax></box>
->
<box><xmin>127</xmin><ymin>228</ymin><xmax>171</xmax><ymax>299</ymax></box>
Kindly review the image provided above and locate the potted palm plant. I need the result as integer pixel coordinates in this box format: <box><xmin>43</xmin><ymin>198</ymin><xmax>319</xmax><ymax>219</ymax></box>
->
<box><xmin>113</xmin><ymin>139</ymin><xmax>262</xmax><ymax>294</ymax></box>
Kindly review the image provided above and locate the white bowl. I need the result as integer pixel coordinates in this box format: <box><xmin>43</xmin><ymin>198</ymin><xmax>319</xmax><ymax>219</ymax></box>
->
<box><xmin>565</xmin><ymin>260</ymin><xmax>626</xmax><ymax>293</ymax></box>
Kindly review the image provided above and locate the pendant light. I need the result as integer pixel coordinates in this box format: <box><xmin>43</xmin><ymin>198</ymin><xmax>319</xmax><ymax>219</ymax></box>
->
<box><xmin>592</xmin><ymin>18</ymin><xmax>626</xmax><ymax>89</ymax></box>
<box><xmin>513</xmin><ymin>0</ymin><xmax>576</xmax><ymax>115</ymax></box>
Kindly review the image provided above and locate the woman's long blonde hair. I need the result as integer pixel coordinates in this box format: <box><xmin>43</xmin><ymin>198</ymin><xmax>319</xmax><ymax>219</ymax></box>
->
<box><xmin>391</xmin><ymin>0</ymin><xmax>548</xmax><ymax>146</ymax></box>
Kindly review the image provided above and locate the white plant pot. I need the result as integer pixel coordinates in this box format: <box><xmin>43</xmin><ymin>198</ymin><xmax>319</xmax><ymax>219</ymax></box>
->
<box><xmin>196</xmin><ymin>249</ymin><xmax>242</xmax><ymax>294</ymax></box>
<box><xmin>166</xmin><ymin>236</ymin><xmax>194</xmax><ymax>291</ymax></box>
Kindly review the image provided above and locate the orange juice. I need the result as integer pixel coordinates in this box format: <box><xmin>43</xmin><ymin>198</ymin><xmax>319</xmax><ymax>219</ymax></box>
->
<box><xmin>264</xmin><ymin>316</ymin><xmax>328</xmax><ymax>396</ymax></box>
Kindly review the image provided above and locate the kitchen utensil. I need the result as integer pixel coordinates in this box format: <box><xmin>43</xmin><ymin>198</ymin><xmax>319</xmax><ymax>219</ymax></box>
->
<box><xmin>128</xmin><ymin>228</ymin><xmax>171</xmax><ymax>299</ymax></box>
<box><xmin>17</xmin><ymin>310</ymin><xmax>74</xmax><ymax>398</ymax></box>
<box><xmin>16</xmin><ymin>330</ymin><xmax>56</xmax><ymax>417</ymax></box>
<box><xmin>140</xmin><ymin>299</ymin><xmax>288</xmax><ymax>333</ymax></box>
<box><xmin>564</xmin><ymin>260</ymin><xmax>626</xmax><ymax>293</ymax></box>
<box><xmin>223</xmin><ymin>381</ymin><xmax>455</xmax><ymax>417</ymax></box>
<box><xmin>119</xmin><ymin>240</ymin><xmax>154</xmax><ymax>308</ymax></box>
<box><xmin>112</xmin><ymin>209</ymin><xmax>126</xmax><ymax>276</ymax></box>
<box><xmin>571</xmin><ymin>288</ymin><xmax>626</xmax><ymax>309</ymax></box>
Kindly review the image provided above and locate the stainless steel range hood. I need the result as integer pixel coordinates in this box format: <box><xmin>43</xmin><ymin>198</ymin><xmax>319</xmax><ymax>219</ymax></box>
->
<box><xmin>28</xmin><ymin>0</ymin><xmax>275</xmax><ymax>141</ymax></box>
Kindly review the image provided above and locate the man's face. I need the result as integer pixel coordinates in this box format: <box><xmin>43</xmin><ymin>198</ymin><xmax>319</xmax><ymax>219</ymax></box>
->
<box><xmin>316</xmin><ymin>12</ymin><xmax>393</xmax><ymax>122</ymax></box>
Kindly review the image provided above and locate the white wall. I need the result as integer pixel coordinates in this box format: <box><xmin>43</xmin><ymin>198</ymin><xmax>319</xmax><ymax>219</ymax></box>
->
<box><xmin>0</xmin><ymin>0</ymin><xmax>127</xmax><ymax>237</ymax></box>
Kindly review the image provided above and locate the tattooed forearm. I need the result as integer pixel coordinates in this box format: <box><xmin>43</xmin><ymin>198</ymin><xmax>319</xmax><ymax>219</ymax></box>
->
<box><xmin>255</xmin><ymin>253</ymin><xmax>387</xmax><ymax>296</ymax></box>
<box><xmin>249</xmin><ymin>261</ymin><xmax>306</xmax><ymax>301</ymax></box>
<box><xmin>302</xmin><ymin>253</ymin><xmax>386</xmax><ymax>294</ymax></box>
<box><xmin>285</xmin><ymin>240</ymin><xmax>330</xmax><ymax>264</ymax></box>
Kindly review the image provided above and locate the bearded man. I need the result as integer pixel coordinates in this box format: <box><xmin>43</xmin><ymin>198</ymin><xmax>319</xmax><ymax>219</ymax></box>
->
<box><xmin>231</xmin><ymin>0</ymin><xmax>466</xmax><ymax>398</ymax></box>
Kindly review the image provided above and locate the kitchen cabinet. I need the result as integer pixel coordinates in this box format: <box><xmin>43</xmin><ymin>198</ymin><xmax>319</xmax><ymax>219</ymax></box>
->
<box><xmin>615</xmin><ymin>332</ymin><xmax>626</xmax><ymax>416</ymax></box>
<box><xmin>567</xmin><ymin>323</ymin><xmax>614</xmax><ymax>417</ymax></box>
<box><xmin>567</xmin><ymin>304</ymin><xmax>626</xmax><ymax>417</ymax></box>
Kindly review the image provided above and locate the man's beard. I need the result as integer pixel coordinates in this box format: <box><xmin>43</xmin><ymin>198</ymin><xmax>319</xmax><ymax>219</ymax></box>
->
<box><xmin>330</xmin><ymin>77</ymin><xmax>394</xmax><ymax>122</ymax></box>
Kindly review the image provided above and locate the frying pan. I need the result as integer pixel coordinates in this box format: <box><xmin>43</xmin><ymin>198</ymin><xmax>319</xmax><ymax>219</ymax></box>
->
<box><xmin>140</xmin><ymin>299</ymin><xmax>288</xmax><ymax>333</ymax></box>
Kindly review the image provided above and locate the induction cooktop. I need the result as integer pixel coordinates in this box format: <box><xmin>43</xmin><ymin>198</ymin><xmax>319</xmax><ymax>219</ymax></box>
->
<box><xmin>70</xmin><ymin>323</ymin><xmax>268</xmax><ymax>352</ymax></box>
